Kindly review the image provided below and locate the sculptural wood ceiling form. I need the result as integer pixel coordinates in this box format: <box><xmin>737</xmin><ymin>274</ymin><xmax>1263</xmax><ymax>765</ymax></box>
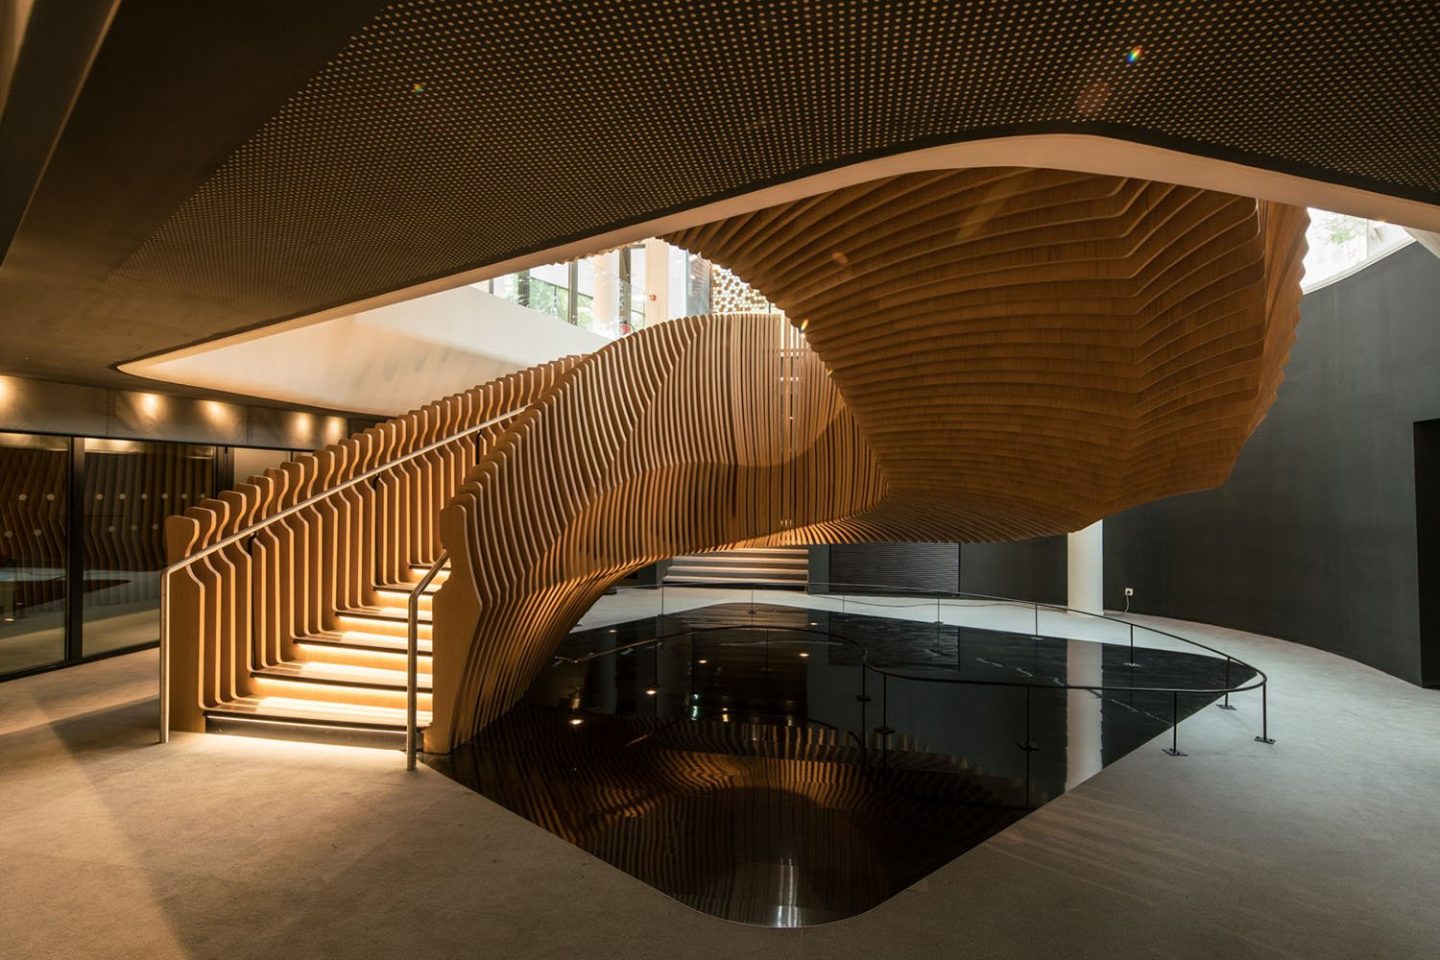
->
<box><xmin>428</xmin><ymin>169</ymin><xmax>1306</xmax><ymax>747</ymax></box>
<box><xmin>162</xmin><ymin>168</ymin><xmax>1305</xmax><ymax>748</ymax></box>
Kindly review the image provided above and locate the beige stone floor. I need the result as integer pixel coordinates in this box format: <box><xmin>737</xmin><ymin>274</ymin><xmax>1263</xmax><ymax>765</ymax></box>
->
<box><xmin>2</xmin><ymin>612</ymin><xmax>1439</xmax><ymax>959</ymax></box>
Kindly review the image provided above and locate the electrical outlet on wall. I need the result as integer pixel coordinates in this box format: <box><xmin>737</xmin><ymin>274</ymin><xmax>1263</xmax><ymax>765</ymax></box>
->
<box><xmin>1124</xmin><ymin>587</ymin><xmax>1134</xmax><ymax>597</ymax></box>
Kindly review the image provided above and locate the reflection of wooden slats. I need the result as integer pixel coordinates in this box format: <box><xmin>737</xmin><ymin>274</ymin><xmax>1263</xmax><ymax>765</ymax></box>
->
<box><xmin>81</xmin><ymin>445</ymin><xmax>216</xmax><ymax>607</ymax></box>
<box><xmin>430</xmin><ymin>170</ymin><xmax>1305</xmax><ymax>750</ymax></box>
<box><xmin>454</xmin><ymin>704</ymin><xmax>1023</xmax><ymax>920</ymax></box>
<box><xmin>0</xmin><ymin>445</ymin><xmax>68</xmax><ymax>614</ymax></box>
<box><xmin>163</xmin><ymin>359</ymin><xmax>580</xmax><ymax>732</ymax></box>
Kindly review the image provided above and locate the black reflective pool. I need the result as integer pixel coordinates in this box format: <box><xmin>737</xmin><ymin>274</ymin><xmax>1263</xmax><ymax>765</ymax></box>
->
<box><xmin>430</xmin><ymin>602</ymin><xmax>1255</xmax><ymax>926</ymax></box>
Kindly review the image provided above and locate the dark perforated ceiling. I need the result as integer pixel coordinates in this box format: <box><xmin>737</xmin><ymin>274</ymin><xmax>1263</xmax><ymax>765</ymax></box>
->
<box><xmin>1</xmin><ymin>0</ymin><xmax>1438</xmax><ymax>388</ymax></box>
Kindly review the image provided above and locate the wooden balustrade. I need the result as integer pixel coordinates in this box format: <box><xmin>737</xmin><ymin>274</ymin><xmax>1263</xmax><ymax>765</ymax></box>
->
<box><xmin>161</xmin><ymin>359</ymin><xmax>579</xmax><ymax>733</ymax></box>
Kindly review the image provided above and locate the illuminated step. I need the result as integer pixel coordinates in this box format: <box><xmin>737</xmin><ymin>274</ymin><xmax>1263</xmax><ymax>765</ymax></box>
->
<box><xmin>208</xmin><ymin>695</ymin><xmax>432</xmax><ymax>730</ymax></box>
<box><xmin>313</xmin><ymin>630</ymin><xmax>434</xmax><ymax>655</ymax></box>
<box><xmin>295</xmin><ymin>639</ymin><xmax>433</xmax><ymax>671</ymax></box>
<box><xmin>374</xmin><ymin>586</ymin><xmax>436</xmax><ymax>608</ymax></box>
<box><xmin>255</xmin><ymin>660</ymin><xmax>432</xmax><ymax>691</ymax></box>
<box><xmin>406</xmin><ymin>565</ymin><xmax>451</xmax><ymax>584</ymax></box>
<box><xmin>337</xmin><ymin>611</ymin><xmax>432</xmax><ymax>639</ymax></box>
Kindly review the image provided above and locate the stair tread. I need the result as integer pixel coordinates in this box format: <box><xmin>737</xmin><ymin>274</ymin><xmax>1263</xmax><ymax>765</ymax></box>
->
<box><xmin>663</xmin><ymin>575</ymin><xmax>807</xmax><ymax>586</ymax></box>
<box><xmin>301</xmin><ymin>633</ymin><xmax>434</xmax><ymax>655</ymax></box>
<box><xmin>339</xmin><ymin>607</ymin><xmax>433</xmax><ymax>625</ymax></box>
<box><xmin>209</xmin><ymin>696</ymin><xmax>431</xmax><ymax>729</ymax></box>
<box><xmin>665</xmin><ymin>564</ymin><xmax>806</xmax><ymax>569</ymax></box>
<box><xmin>665</xmin><ymin>567</ymin><xmax>812</xmax><ymax>575</ymax></box>
<box><xmin>375</xmin><ymin>584</ymin><xmax>440</xmax><ymax>598</ymax></box>
<box><xmin>254</xmin><ymin>661</ymin><xmax>432</xmax><ymax>691</ymax></box>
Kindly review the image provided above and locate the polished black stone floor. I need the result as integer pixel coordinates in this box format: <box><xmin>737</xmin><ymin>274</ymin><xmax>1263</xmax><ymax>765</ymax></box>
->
<box><xmin>432</xmin><ymin>601</ymin><xmax>1256</xmax><ymax>926</ymax></box>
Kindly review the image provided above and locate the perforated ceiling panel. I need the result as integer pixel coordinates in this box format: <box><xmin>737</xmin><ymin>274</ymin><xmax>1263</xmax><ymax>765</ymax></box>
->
<box><xmin>3</xmin><ymin>0</ymin><xmax>1438</xmax><ymax>383</ymax></box>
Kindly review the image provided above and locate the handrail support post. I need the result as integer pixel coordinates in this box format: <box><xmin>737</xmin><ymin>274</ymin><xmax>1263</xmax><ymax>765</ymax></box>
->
<box><xmin>1219</xmin><ymin>656</ymin><xmax>1237</xmax><ymax>710</ymax></box>
<box><xmin>408</xmin><ymin>550</ymin><xmax>449</xmax><ymax>770</ymax></box>
<box><xmin>1163</xmin><ymin>689</ymin><xmax>1187</xmax><ymax>756</ymax></box>
<box><xmin>1255</xmin><ymin>681</ymin><xmax>1276</xmax><ymax>744</ymax></box>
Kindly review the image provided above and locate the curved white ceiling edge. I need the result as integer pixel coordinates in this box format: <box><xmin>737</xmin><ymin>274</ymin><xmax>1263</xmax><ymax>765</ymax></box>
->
<box><xmin>131</xmin><ymin>285</ymin><xmax>609</xmax><ymax>417</ymax></box>
<box><xmin>122</xmin><ymin>132</ymin><xmax>1440</xmax><ymax>382</ymax></box>
<box><xmin>1408</xmin><ymin>228</ymin><xmax>1440</xmax><ymax>259</ymax></box>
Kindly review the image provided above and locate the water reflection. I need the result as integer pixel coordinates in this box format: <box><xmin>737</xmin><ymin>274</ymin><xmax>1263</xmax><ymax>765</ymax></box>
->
<box><xmin>434</xmin><ymin>602</ymin><xmax>1252</xmax><ymax>926</ymax></box>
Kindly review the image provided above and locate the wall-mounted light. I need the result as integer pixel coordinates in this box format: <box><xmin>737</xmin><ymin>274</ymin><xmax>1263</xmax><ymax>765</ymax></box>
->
<box><xmin>138</xmin><ymin>393</ymin><xmax>164</xmax><ymax>417</ymax></box>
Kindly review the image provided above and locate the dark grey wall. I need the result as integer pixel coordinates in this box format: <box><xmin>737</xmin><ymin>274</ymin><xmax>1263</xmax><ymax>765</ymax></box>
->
<box><xmin>959</xmin><ymin>538</ymin><xmax>1066</xmax><ymax>605</ymax></box>
<box><xmin>1106</xmin><ymin>244</ymin><xmax>1440</xmax><ymax>685</ymax></box>
<box><xmin>820</xmin><ymin>544</ymin><xmax>959</xmax><ymax>593</ymax></box>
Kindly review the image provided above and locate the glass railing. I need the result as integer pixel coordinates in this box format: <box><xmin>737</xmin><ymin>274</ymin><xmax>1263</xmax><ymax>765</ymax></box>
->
<box><xmin>545</xmin><ymin>579</ymin><xmax>1271</xmax><ymax>809</ymax></box>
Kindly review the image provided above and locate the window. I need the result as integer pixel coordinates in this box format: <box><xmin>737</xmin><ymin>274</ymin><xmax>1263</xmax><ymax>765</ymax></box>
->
<box><xmin>1302</xmin><ymin>210</ymin><xmax>1413</xmax><ymax>291</ymax></box>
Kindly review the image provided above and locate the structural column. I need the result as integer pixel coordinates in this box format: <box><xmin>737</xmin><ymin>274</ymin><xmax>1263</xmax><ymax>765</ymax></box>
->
<box><xmin>643</xmin><ymin>238</ymin><xmax>668</xmax><ymax>327</ymax></box>
<box><xmin>1066</xmin><ymin>640</ymin><xmax>1104</xmax><ymax>791</ymax></box>
<box><xmin>1066</xmin><ymin>519</ymin><xmax>1103</xmax><ymax>614</ymax></box>
<box><xmin>591</xmin><ymin>250</ymin><xmax>618</xmax><ymax>337</ymax></box>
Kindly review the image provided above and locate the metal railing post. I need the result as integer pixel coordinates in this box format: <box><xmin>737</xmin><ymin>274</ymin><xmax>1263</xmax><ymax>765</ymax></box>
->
<box><xmin>1255</xmin><ymin>682</ymin><xmax>1276</xmax><ymax>744</ymax></box>
<box><xmin>1219</xmin><ymin>656</ymin><xmax>1236</xmax><ymax>710</ymax></box>
<box><xmin>1025</xmin><ymin>686</ymin><xmax>1032</xmax><ymax>807</ymax></box>
<box><xmin>1164</xmin><ymin>690</ymin><xmax>1186</xmax><ymax>756</ymax></box>
<box><xmin>875</xmin><ymin>672</ymin><xmax>893</xmax><ymax>767</ymax></box>
<box><xmin>408</xmin><ymin>550</ymin><xmax>449</xmax><ymax>771</ymax></box>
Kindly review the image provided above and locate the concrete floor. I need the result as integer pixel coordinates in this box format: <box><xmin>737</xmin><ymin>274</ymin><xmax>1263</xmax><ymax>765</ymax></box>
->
<box><xmin>2</xmin><ymin>608</ymin><xmax>1439</xmax><ymax>959</ymax></box>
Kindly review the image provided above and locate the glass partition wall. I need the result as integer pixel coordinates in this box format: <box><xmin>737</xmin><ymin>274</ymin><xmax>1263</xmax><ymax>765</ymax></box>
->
<box><xmin>0</xmin><ymin>432</ymin><xmax>283</xmax><ymax>679</ymax></box>
<box><xmin>80</xmin><ymin>439</ymin><xmax>220</xmax><ymax>657</ymax></box>
<box><xmin>0</xmin><ymin>432</ymin><xmax>69</xmax><ymax>677</ymax></box>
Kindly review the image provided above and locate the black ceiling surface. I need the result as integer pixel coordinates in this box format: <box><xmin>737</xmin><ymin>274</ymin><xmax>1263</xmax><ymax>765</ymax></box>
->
<box><xmin>2</xmin><ymin>0</ymin><xmax>1438</xmax><ymax>388</ymax></box>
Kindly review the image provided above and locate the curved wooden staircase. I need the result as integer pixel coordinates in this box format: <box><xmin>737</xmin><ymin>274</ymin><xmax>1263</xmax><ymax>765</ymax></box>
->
<box><xmin>160</xmin><ymin>167</ymin><xmax>1307</xmax><ymax>754</ymax></box>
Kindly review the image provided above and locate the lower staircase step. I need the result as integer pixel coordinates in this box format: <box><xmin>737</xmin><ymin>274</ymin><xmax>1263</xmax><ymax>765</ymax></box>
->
<box><xmin>664</xmin><ymin>574</ymin><xmax>807</xmax><ymax>587</ymax></box>
<box><xmin>205</xmin><ymin>696</ymin><xmax>430</xmax><ymax>749</ymax></box>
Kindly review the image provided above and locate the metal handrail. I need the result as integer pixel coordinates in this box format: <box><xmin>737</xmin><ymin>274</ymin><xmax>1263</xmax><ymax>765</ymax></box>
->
<box><xmin>157</xmin><ymin>409</ymin><xmax>522</xmax><ymax>743</ymax></box>
<box><xmin>407</xmin><ymin>551</ymin><xmax>449</xmax><ymax>770</ymax></box>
